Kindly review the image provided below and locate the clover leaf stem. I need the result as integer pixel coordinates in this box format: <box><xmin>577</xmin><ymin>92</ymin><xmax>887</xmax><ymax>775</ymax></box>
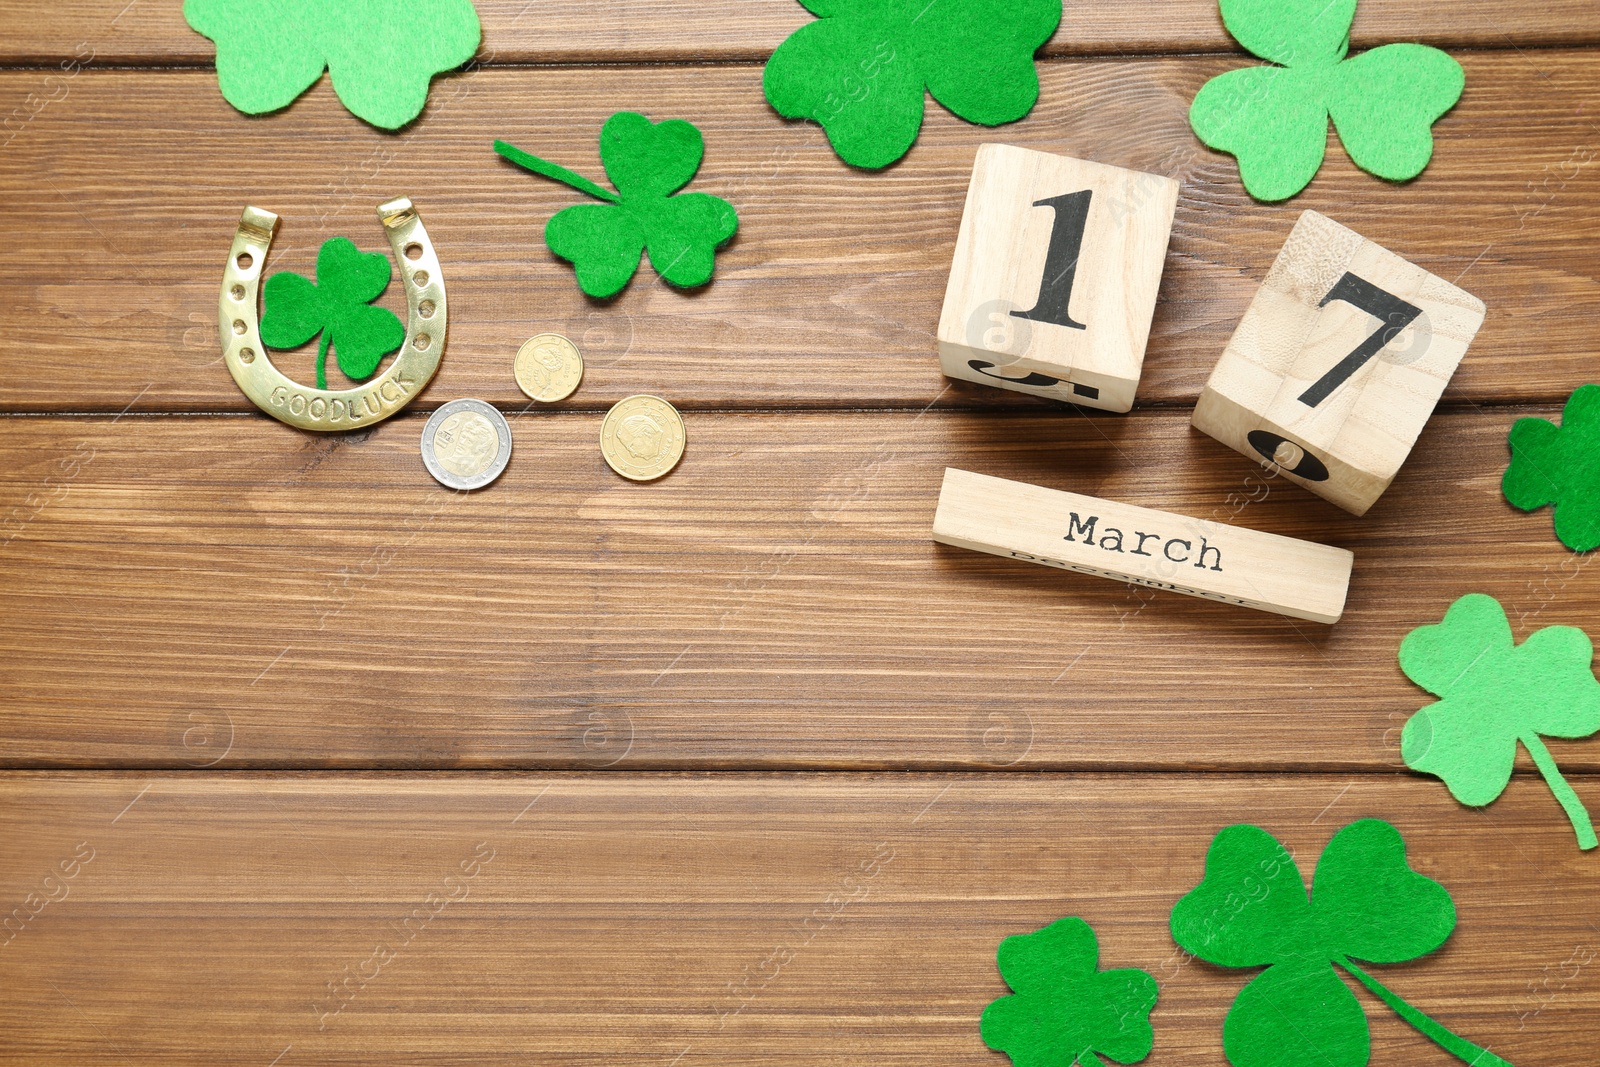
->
<box><xmin>494</xmin><ymin>140</ymin><xmax>620</xmax><ymax>204</ymax></box>
<box><xmin>1338</xmin><ymin>959</ymin><xmax>1512</xmax><ymax>1067</ymax></box>
<box><xmin>315</xmin><ymin>333</ymin><xmax>331</xmax><ymax>390</ymax></box>
<box><xmin>1075</xmin><ymin>1051</ymin><xmax>1105</xmax><ymax>1067</ymax></box>
<box><xmin>1522</xmin><ymin>734</ymin><xmax>1598</xmax><ymax>850</ymax></box>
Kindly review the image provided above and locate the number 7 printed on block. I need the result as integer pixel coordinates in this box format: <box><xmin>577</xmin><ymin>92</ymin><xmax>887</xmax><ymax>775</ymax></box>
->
<box><xmin>1193</xmin><ymin>210</ymin><xmax>1485</xmax><ymax>516</ymax></box>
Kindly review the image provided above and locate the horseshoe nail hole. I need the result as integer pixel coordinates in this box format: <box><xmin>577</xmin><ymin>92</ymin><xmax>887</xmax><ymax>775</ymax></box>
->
<box><xmin>236</xmin><ymin>252</ymin><xmax>254</xmax><ymax>271</ymax></box>
<box><xmin>404</xmin><ymin>243</ymin><xmax>424</xmax><ymax>261</ymax></box>
<box><xmin>412</xmin><ymin>270</ymin><xmax>430</xmax><ymax>288</ymax></box>
<box><xmin>229</xmin><ymin>284</ymin><xmax>246</xmax><ymax>301</ymax></box>
<box><xmin>413</xmin><ymin>333</ymin><xmax>432</xmax><ymax>351</ymax></box>
<box><xmin>239</xmin><ymin>347</ymin><xmax>256</xmax><ymax>364</ymax></box>
<box><xmin>418</xmin><ymin>299</ymin><xmax>435</xmax><ymax>319</ymax></box>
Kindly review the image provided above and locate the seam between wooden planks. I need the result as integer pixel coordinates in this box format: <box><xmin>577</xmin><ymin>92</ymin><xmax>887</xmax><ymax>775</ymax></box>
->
<box><xmin>0</xmin><ymin>39</ymin><xmax>1598</xmax><ymax>71</ymax></box>
<box><xmin>0</xmin><ymin>399</ymin><xmax>1567</xmax><ymax>419</ymax></box>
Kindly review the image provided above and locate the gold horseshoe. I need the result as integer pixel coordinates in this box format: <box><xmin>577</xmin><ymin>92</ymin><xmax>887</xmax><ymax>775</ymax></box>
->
<box><xmin>218</xmin><ymin>197</ymin><xmax>446</xmax><ymax>432</ymax></box>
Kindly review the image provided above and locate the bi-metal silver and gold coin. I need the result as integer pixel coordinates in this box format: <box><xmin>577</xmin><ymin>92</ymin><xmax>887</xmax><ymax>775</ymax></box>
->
<box><xmin>600</xmin><ymin>395</ymin><xmax>685</xmax><ymax>482</ymax></box>
<box><xmin>515</xmin><ymin>333</ymin><xmax>584</xmax><ymax>402</ymax></box>
<box><xmin>420</xmin><ymin>399</ymin><xmax>512</xmax><ymax>490</ymax></box>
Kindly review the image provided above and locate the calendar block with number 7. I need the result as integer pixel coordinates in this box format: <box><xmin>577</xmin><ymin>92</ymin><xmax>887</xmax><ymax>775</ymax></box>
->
<box><xmin>1192</xmin><ymin>210</ymin><xmax>1486</xmax><ymax>516</ymax></box>
<box><xmin>936</xmin><ymin>144</ymin><xmax>1180</xmax><ymax>413</ymax></box>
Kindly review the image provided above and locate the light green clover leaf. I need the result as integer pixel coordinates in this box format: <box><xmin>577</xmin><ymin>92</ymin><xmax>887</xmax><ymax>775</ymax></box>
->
<box><xmin>981</xmin><ymin>917</ymin><xmax>1157</xmax><ymax>1067</ymax></box>
<box><xmin>1400</xmin><ymin>593</ymin><xmax>1600</xmax><ymax>850</ymax></box>
<box><xmin>259</xmin><ymin>237</ymin><xmax>404</xmax><ymax>390</ymax></box>
<box><xmin>1190</xmin><ymin>0</ymin><xmax>1464</xmax><ymax>200</ymax></box>
<box><xmin>184</xmin><ymin>0</ymin><xmax>481</xmax><ymax>129</ymax></box>
<box><xmin>494</xmin><ymin>112</ymin><xmax>739</xmax><ymax>299</ymax></box>
<box><xmin>763</xmin><ymin>0</ymin><xmax>1062</xmax><ymax>170</ymax></box>
<box><xmin>1171</xmin><ymin>819</ymin><xmax>1512</xmax><ymax>1067</ymax></box>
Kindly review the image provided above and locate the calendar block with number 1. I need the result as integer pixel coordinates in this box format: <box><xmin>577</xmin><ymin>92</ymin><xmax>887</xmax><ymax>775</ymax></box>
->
<box><xmin>1192</xmin><ymin>210</ymin><xmax>1487</xmax><ymax>516</ymax></box>
<box><xmin>936</xmin><ymin>144</ymin><xmax>1180</xmax><ymax>413</ymax></box>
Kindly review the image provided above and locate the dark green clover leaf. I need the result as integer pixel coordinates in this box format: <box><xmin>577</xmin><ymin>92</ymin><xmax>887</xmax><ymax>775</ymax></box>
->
<box><xmin>184</xmin><ymin>0</ymin><xmax>481</xmax><ymax>129</ymax></box>
<box><xmin>981</xmin><ymin>917</ymin><xmax>1156</xmax><ymax>1067</ymax></box>
<box><xmin>1190</xmin><ymin>0</ymin><xmax>1464</xmax><ymax>201</ymax></box>
<box><xmin>763</xmin><ymin>0</ymin><xmax>1062</xmax><ymax>170</ymax></box>
<box><xmin>1171</xmin><ymin>819</ymin><xmax>1512</xmax><ymax>1067</ymax></box>
<box><xmin>259</xmin><ymin>237</ymin><xmax>404</xmax><ymax>390</ymax></box>
<box><xmin>494</xmin><ymin>112</ymin><xmax>739</xmax><ymax>299</ymax></box>
<box><xmin>1504</xmin><ymin>383</ymin><xmax>1600</xmax><ymax>551</ymax></box>
<box><xmin>1400</xmin><ymin>593</ymin><xmax>1600</xmax><ymax>850</ymax></box>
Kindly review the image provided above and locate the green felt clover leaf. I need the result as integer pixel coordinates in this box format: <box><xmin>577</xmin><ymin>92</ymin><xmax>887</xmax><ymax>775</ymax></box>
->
<box><xmin>494</xmin><ymin>113</ymin><xmax>739</xmax><ymax>299</ymax></box>
<box><xmin>1171</xmin><ymin>819</ymin><xmax>1512</xmax><ymax>1067</ymax></box>
<box><xmin>1190</xmin><ymin>0</ymin><xmax>1464</xmax><ymax>201</ymax></box>
<box><xmin>259</xmin><ymin>237</ymin><xmax>405</xmax><ymax>390</ymax></box>
<box><xmin>1400</xmin><ymin>593</ymin><xmax>1600</xmax><ymax>850</ymax></box>
<box><xmin>763</xmin><ymin>0</ymin><xmax>1062</xmax><ymax>170</ymax></box>
<box><xmin>1504</xmin><ymin>383</ymin><xmax>1600</xmax><ymax>551</ymax></box>
<box><xmin>184</xmin><ymin>0</ymin><xmax>481</xmax><ymax>129</ymax></box>
<box><xmin>980</xmin><ymin>917</ymin><xmax>1157</xmax><ymax>1067</ymax></box>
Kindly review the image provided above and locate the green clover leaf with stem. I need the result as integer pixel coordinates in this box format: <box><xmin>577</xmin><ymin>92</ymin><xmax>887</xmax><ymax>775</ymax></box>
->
<box><xmin>1503</xmin><ymin>383</ymin><xmax>1600</xmax><ymax>551</ymax></box>
<box><xmin>763</xmin><ymin>0</ymin><xmax>1062</xmax><ymax>170</ymax></box>
<box><xmin>1190</xmin><ymin>0</ymin><xmax>1464</xmax><ymax>201</ymax></box>
<box><xmin>981</xmin><ymin>917</ymin><xmax>1157</xmax><ymax>1067</ymax></box>
<box><xmin>184</xmin><ymin>0</ymin><xmax>481</xmax><ymax>130</ymax></box>
<box><xmin>494</xmin><ymin>112</ymin><xmax>739</xmax><ymax>299</ymax></box>
<box><xmin>1171</xmin><ymin>819</ymin><xmax>1513</xmax><ymax>1067</ymax></box>
<box><xmin>1400</xmin><ymin>593</ymin><xmax>1600</xmax><ymax>850</ymax></box>
<box><xmin>259</xmin><ymin>237</ymin><xmax>405</xmax><ymax>391</ymax></box>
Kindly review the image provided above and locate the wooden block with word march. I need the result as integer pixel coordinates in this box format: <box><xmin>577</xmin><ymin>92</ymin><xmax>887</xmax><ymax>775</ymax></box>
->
<box><xmin>932</xmin><ymin>468</ymin><xmax>1353</xmax><ymax>624</ymax></box>
<box><xmin>1192</xmin><ymin>210</ymin><xmax>1486</xmax><ymax>516</ymax></box>
<box><xmin>936</xmin><ymin>144</ymin><xmax>1179</xmax><ymax>413</ymax></box>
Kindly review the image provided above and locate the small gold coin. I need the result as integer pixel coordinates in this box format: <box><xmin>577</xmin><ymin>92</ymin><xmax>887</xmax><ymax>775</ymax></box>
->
<box><xmin>600</xmin><ymin>395</ymin><xmax>685</xmax><ymax>482</ymax></box>
<box><xmin>515</xmin><ymin>333</ymin><xmax>584</xmax><ymax>402</ymax></box>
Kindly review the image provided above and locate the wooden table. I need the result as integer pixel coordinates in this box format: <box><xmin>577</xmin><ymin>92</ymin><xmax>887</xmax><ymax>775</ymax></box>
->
<box><xmin>2</xmin><ymin>3</ymin><xmax>1597</xmax><ymax>1063</ymax></box>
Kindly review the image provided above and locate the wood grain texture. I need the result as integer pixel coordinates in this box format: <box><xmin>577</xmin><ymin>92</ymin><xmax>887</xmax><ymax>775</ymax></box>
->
<box><xmin>937</xmin><ymin>145</ymin><xmax>1179</xmax><ymax>413</ymax></box>
<box><xmin>5</xmin><ymin>5</ymin><xmax>1600</xmax><ymax>1064</ymax></box>
<box><xmin>5</xmin><ymin>406</ymin><xmax>1597</xmax><ymax>772</ymax></box>
<box><xmin>2</xmin><ymin>0</ymin><xmax>1597</xmax><ymax>64</ymax></box>
<box><xmin>2</xmin><ymin>53</ymin><xmax>1599</xmax><ymax>414</ymax></box>
<box><xmin>0</xmin><ymin>773</ymin><xmax>1594</xmax><ymax>1066</ymax></box>
<box><xmin>1193</xmin><ymin>208</ymin><xmax>1488</xmax><ymax>516</ymax></box>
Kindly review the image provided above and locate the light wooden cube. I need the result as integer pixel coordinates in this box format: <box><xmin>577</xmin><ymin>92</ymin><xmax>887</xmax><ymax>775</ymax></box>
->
<box><xmin>936</xmin><ymin>144</ymin><xmax>1180</xmax><ymax>413</ymax></box>
<box><xmin>932</xmin><ymin>468</ymin><xmax>1354</xmax><ymax>624</ymax></box>
<box><xmin>1192</xmin><ymin>210</ymin><xmax>1486</xmax><ymax>516</ymax></box>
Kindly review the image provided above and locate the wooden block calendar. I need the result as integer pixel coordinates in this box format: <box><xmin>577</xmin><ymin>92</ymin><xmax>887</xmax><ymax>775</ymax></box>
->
<box><xmin>1192</xmin><ymin>210</ymin><xmax>1487</xmax><ymax>516</ymax></box>
<box><xmin>936</xmin><ymin>144</ymin><xmax>1180</xmax><ymax>413</ymax></box>
<box><xmin>932</xmin><ymin>468</ymin><xmax>1354</xmax><ymax>624</ymax></box>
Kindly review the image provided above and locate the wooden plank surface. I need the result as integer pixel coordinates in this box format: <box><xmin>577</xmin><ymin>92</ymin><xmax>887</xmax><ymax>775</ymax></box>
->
<box><xmin>0</xmin><ymin>773</ymin><xmax>1593</xmax><ymax>1066</ymax></box>
<box><xmin>3</xmin><ymin>0</ymin><xmax>1598</xmax><ymax>64</ymax></box>
<box><xmin>3</xmin><ymin>54</ymin><xmax>1599</xmax><ymax>414</ymax></box>
<box><xmin>6</xmin><ymin>406</ymin><xmax>1596</xmax><ymax>772</ymax></box>
<box><xmin>7</xmin><ymin>4</ymin><xmax>1600</xmax><ymax>1064</ymax></box>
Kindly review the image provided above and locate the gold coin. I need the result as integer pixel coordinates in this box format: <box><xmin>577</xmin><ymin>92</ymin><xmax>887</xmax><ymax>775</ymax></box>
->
<box><xmin>600</xmin><ymin>395</ymin><xmax>685</xmax><ymax>482</ymax></box>
<box><xmin>515</xmin><ymin>333</ymin><xmax>584</xmax><ymax>402</ymax></box>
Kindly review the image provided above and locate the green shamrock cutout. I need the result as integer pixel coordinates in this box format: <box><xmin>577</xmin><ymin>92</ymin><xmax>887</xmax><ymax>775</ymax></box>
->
<box><xmin>184</xmin><ymin>0</ymin><xmax>481</xmax><ymax>129</ymax></box>
<box><xmin>1171</xmin><ymin>819</ymin><xmax>1512</xmax><ymax>1067</ymax></box>
<box><xmin>1400</xmin><ymin>593</ymin><xmax>1600</xmax><ymax>850</ymax></box>
<box><xmin>1189</xmin><ymin>0</ymin><xmax>1465</xmax><ymax>201</ymax></box>
<box><xmin>260</xmin><ymin>237</ymin><xmax>405</xmax><ymax>390</ymax></box>
<box><xmin>494</xmin><ymin>113</ymin><xmax>739</xmax><ymax>299</ymax></box>
<box><xmin>981</xmin><ymin>917</ymin><xmax>1157</xmax><ymax>1067</ymax></box>
<box><xmin>763</xmin><ymin>0</ymin><xmax>1062</xmax><ymax>170</ymax></box>
<box><xmin>1503</xmin><ymin>383</ymin><xmax>1600</xmax><ymax>551</ymax></box>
